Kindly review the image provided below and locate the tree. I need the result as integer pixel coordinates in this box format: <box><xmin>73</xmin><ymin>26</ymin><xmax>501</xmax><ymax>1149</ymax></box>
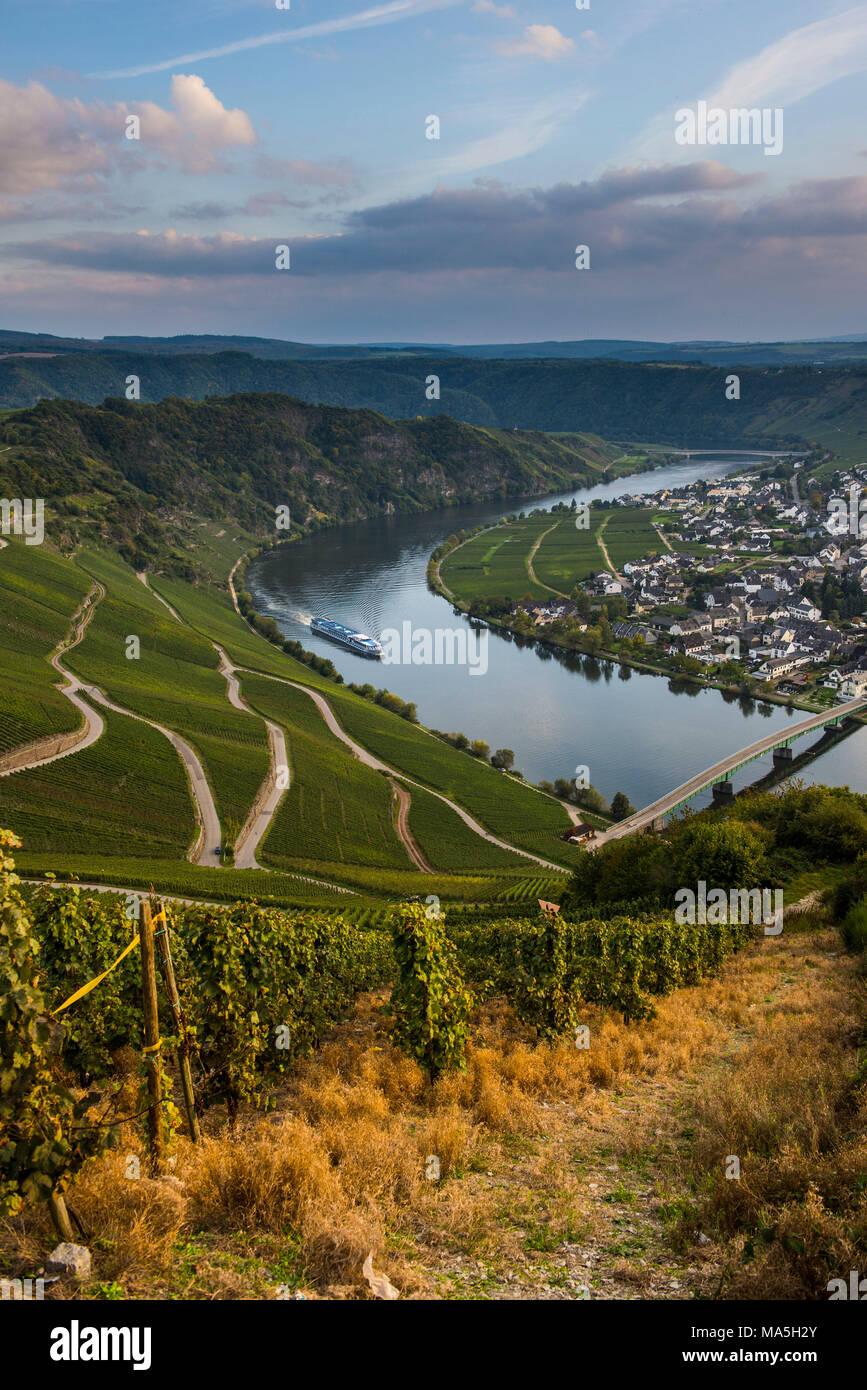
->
<box><xmin>610</xmin><ymin>792</ymin><xmax>635</xmax><ymax>821</ymax></box>
<box><xmin>673</xmin><ymin>819</ymin><xmax>770</xmax><ymax>892</ymax></box>
<box><xmin>469</xmin><ymin>739</ymin><xmax>490</xmax><ymax>759</ymax></box>
<box><xmin>491</xmin><ymin>748</ymin><xmax>515</xmax><ymax>771</ymax></box>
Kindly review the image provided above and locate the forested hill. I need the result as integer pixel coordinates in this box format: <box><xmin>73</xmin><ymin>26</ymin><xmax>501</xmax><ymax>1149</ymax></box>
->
<box><xmin>0</xmin><ymin>393</ymin><xmax>616</xmax><ymax>570</ymax></box>
<box><xmin>2</xmin><ymin>350</ymin><xmax>866</xmax><ymax>454</ymax></box>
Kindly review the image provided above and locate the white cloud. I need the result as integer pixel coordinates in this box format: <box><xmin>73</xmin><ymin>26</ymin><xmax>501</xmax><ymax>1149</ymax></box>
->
<box><xmin>628</xmin><ymin>6</ymin><xmax>867</xmax><ymax>163</ymax></box>
<box><xmin>472</xmin><ymin>0</ymin><xmax>516</xmax><ymax>17</ymax></box>
<box><xmin>0</xmin><ymin>75</ymin><xmax>256</xmax><ymax>196</ymax></box>
<box><xmin>132</xmin><ymin>75</ymin><xmax>256</xmax><ymax>172</ymax></box>
<box><xmin>707</xmin><ymin>5</ymin><xmax>867</xmax><ymax>109</ymax></box>
<box><xmin>495</xmin><ymin>24</ymin><xmax>576</xmax><ymax>60</ymax></box>
<box><xmin>92</xmin><ymin>0</ymin><xmax>462</xmax><ymax>79</ymax></box>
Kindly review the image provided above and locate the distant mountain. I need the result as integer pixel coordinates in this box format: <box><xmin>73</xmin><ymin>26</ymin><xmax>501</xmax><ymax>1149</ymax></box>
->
<box><xmin>3</xmin><ymin>328</ymin><xmax>867</xmax><ymax>366</ymax></box>
<box><xmin>1</xmin><ymin>350</ymin><xmax>865</xmax><ymax>456</ymax></box>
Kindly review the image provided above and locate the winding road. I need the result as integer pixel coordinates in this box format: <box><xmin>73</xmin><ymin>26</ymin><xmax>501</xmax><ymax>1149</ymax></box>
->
<box><xmin>213</xmin><ymin>642</ymin><xmax>289</xmax><ymax>870</ymax></box>
<box><xmin>0</xmin><ymin>584</ymin><xmax>105</xmax><ymax>778</ymax></box>
<box><xmin>237</xmin><ymin>666</ymin><xmax>568</xmax><ymax>873</ymax></box>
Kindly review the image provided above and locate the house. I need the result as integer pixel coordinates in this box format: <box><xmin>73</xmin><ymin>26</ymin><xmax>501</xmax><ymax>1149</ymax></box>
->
<box><xmin>758</xmin><ymin>655</ymin><xmax>808</xmax><ymax>679</ymax></box>
<box><xmin>840</xmin><ymin>669</ymin><xmax>867</xmax><ymax>701</ymax></box>
<box><xmin>711</xmin><ymin>606</ymin><xmax>741</xmax><ymax>632</ymax></box>
<box><xmin>789</xmin><ymin>598</ymin><xmax>821</xmax><ymax>622</ymax></box>
<box><xmin>562</xmin><ymin>823</ymin><xmax>596</xmax><ymax>844</ymax></box>
<box><xmin>677</xmin><ymin>632</ymin><xmax>711</xmax><ymax>655</ymax></box>
<box><xmin>651</xmin><ymin>614</ymin><xmax>683</xmax><ymax>636</ymax></box>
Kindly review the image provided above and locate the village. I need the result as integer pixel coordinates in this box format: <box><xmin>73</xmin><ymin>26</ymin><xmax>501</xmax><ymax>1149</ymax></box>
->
<box><xmin>507</xmin><ymin>462</ymin><xmax>867</xmax><ymax>708</ymax></box>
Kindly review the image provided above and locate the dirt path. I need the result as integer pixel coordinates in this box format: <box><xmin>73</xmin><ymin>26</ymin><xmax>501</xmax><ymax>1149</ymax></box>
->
<box><xmin>390</xmin><ymin>779</ymin><xmax>435</xmax><ymax>873</ymax></box>
<box><xmin>0</xmin><ymin>584</ymin><xmax>105</xmax><ymax>777</ymax></box>
<box><xmin>138</xmin><ymin>573</ymin><xmax>290</xmax><ymax>871</ymax></box>
<box><xmin>526</xmin><ymin>523</ymin><xmax>568</xmax><ymax>598</ymax></box>
<box><xmin>237</xmin><ymin>667</ymin><xmax>567</xmax><ymax>873</ymax></box>
<box><xmin>652</xmin><ymin>522</ymin><xmax>674</xmax><ymax>553</ymax></box>
<box><xmin>596</xmin><ymin>515</ymin><xmax>622</xmax><ymax>580</ymax></box>
<box><xmin>213</xmin><ymin>643</ymin><xmax>289</xmax><ymax>870</ymax></box>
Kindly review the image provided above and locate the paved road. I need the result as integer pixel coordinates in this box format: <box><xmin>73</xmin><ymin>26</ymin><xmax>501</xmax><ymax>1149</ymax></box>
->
<box><xmin>594</xmin><ymin>696</ymin><xmax>867</xmax><ymax>846</ymax></box>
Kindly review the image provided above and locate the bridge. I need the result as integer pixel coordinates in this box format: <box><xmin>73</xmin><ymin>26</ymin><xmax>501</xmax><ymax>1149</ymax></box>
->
<box><xmin>593</xmin><ymin>696</ymin><xmax>867</xmax><ymax>847</ymax></box>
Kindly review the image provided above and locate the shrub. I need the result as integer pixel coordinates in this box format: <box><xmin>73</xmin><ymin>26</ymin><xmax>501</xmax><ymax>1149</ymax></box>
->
<box><xmin>388</xmin><ymin>903</ymin><xmax>473</xmax><ymax>1081</ymax></box>
<box><xmin>0</xmin><ymin>831</ymin><xmax>110</xmax><ymax>1226</ymax></box>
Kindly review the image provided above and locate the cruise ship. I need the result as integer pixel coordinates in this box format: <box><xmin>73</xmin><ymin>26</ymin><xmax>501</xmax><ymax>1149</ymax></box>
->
<box><xmin>309</xmin><ymin>617</ymin><xmax>382</xmax><ymax>658</ymax></box>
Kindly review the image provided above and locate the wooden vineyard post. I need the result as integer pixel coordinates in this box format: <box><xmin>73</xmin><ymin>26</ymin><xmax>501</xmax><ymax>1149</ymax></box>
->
<box><xmin>139</xmin><ymin>901</ymin><xmax>165</xmax><ymax>1173</ymax></box>
<box><xmin>48</xmin><ymin>1190</ymin><xmax>75</xmax><ymax>1241</ymax></box>
<box><xmin>154</xmin><ymin>900</ymin><xmax>202</xmax><ymax>1144</ymax></box>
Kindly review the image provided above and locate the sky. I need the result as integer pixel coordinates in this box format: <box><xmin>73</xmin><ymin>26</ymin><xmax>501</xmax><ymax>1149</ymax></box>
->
<box><xmin>1</xmin><ymin>0</ymin><xmax>866</xmax><ymax>342</ymax></box>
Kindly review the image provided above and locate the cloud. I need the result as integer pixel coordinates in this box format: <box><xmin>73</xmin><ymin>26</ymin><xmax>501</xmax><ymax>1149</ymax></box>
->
<box><xmin>0</xmin><ymin>80</ymin><xmax>111</xmax><ymax>195</ymax></box>
<box><xmin>130</xmin><ymin>75</ymin><xmax>256</xmax><ymax>173</ymax></box>
<box><xmin>13</xmin><ymin>160</ymin><xmax>824</xmax><ymax>281</ymax></box>
<box><xmin>630</xmin><ymin>7</ymin><xmax>867</xmax><ymax>163</ymax></box>
<box><xmin>92</xmin><ymin>0</ymin><xmax>462</xmax><ymax>79</ymax></box>
<box><xmin>0</xmin><ymin>74</ymin><xmax>256</xmax><ymax>196</ymax></box>
<box><xmin>707</xmin><ymin>5</ymin><xmax>867</xmax><ymax>109</ymax></box>
<box><xmin>472</xmin><ymin>0</ymin><xmax>516</xmax><ymax>17</ymax></box>
<box><xmin>495</xmin><ymin>24</ymin><xmax>576</xmax><ymax>60</ymax></box>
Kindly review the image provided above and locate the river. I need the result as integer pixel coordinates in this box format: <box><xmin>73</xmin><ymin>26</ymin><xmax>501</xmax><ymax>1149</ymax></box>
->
<box><xmin>247</xmin><ymin>454</ymin><xmax>867</xmax><ymax>811</ymax></box>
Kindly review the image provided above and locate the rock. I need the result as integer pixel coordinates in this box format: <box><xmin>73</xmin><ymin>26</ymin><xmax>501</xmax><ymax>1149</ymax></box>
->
<box><xmin>46</xmin><ymin>1244</ymin><xmax>91</xmax><ymax>1279</ymax></box>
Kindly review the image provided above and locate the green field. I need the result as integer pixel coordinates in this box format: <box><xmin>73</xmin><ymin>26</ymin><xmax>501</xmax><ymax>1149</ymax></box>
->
<box><xmin>444</xmin><ymin>506</ymin><xmax>666</xmax><ymax>605</ymax></box>
<box><xmin>440</xmin><ymin>518</ymin><xmax>553</xmax><ymax>602</ymax></box>
<box><xmin>324</xmin><ymin>684</ymin><xmax>579</xmax><ymax>867</ymax></box>
<box><xmin>0</xmin><ymin>540</ymin><xmax>91</xmax><ymax>754</ymax></box>
<box><xmin>405</xmin><ymin>780</ymin><xmax>527</xmax><ymax>872</ymax></box>
<box><xmin>1</xmin><ymin>704</ymin><xmax>195</xmax><ymax>860</ymax></box>
<box><xmin>239</xmin><ymin>670</ymin><xmax>412</xmax><ymax>880</ymax></box>
<box><xmin>147</xmin><ymin>571</ymin><xmax>579</xmax><ymax>867</ymax></box>
<box><xmin>531</xmin><ymin>513</ymin><xmax>608</xmax><ymax>592</ymax></box>
<box><xmin>600</xmin><ymin>509</ymin><xmax>664</xmax><ymax>569</ymax></box>
<box><xmin>67</xmin><ymin>550</ymin><xmax>271</xmax><ymax>842</ymax></box>
<box><xmin>15</xmin><ymin>858</ymin><xmax>353</xmax><ymax>908</ymax></box>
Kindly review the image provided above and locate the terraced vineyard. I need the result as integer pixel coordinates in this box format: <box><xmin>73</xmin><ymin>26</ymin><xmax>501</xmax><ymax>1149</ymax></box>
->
<box><xmin>240</xmin><ymin>671</ymin><xmax>413</xmax><ymax>879</ymax></box>
<box><xmin>0</xmin><ymin>534</ymin><xmax>579</xmax><ymax>901</ymax></box>
<box><xmin>2</xmin><ymin>704</ymin><xmax>195</xmax><ymax>859</ymax></box>
<box><xmin>0</xmin><ymin>539</ymin><xmax>92</xmax><ymax>753</ymax></box>
<box><xmin>149</xmin><ymin>569</ymin><xmax>579</xmax><ymax>868</ymax></box>
<box><xmin>405</xmin><ymin>780</ymin><xmax>527</xmax><ymax>872</ymax></box>
<box><xmin>17</xmin><ymin>859</ymin><xmax>352</xmax><ymax>907</ymax></box>
<box><xmin>68</xmin><ymin>549</ymin><xmax>271</xmax><ymax>840</ymax></box>
<box><xmin>325</xmin><ymin>684</ymin><xmax>579</xmax><ymax>866</ymax></box>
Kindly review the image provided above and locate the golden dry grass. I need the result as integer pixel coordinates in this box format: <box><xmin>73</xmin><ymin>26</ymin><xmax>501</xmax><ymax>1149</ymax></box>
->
<box><xmin>2</xmin><ymin>920</ymin><xmax>865</xmax><ymax>1300</ymax></box>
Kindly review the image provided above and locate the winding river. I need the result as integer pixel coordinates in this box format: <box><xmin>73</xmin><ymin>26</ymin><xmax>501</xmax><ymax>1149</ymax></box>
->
<box><xmin>248</xmin><ymin>455</ymin><xmax>867</xmax><ymax>811</ymax></box>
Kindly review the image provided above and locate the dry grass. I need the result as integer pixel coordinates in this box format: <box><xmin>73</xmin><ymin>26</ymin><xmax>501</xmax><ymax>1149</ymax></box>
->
<box><xmin>2</xmin><ymin>921</ymin><xmax>865</xmax><ymax>1300</ymax></box>
<box><xmin>668</xmin><ymin>931</ymin><xmax>867</xmax><ymax>1298</ymax></box>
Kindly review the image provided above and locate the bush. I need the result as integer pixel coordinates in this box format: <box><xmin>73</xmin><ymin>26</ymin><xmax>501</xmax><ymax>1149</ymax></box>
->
<box><xmin>0</xmin><ymin>832</ymin><xmax>110</xmax><ymax>1223</ymax></box>
<box><xmin>840</xmin><ymin>898</ymin><xmax>867</xmax><ymax>954</ymax></box>
<box><xmin>388</xmin><ymin>903</ymin><xmax>473</xmax><ymax>1081</ymax></box>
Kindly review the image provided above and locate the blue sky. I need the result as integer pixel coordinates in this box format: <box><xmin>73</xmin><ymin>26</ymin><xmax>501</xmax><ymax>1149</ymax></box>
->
<box><xmin>1</xmin><ymin>0</ymin><xmax>866</xmax><ymax>341</ymax></box>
